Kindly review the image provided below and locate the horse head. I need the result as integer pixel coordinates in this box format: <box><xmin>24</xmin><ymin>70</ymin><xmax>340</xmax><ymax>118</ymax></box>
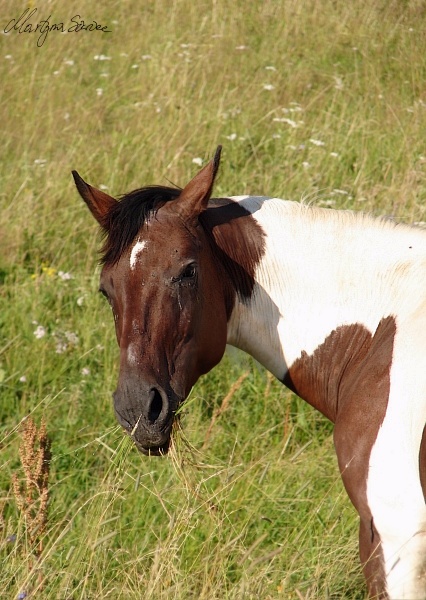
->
<box><xmin>73</xmin><ymin>147</ymin><xmax>229</xmax><ymax>455</ymax></box>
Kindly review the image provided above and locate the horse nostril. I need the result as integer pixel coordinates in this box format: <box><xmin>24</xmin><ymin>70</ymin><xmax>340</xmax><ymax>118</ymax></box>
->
<box><xmin>148</xmin><ymin>388</ymin><xmax>164</xmax><ymax>424</ymax></box>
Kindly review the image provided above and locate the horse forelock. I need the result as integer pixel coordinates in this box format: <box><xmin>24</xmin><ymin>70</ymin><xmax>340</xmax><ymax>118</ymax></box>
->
<box><xmin>100</xmin><ymin>185</ymin><xmax>181</xmax><ymax>265</ymax></box>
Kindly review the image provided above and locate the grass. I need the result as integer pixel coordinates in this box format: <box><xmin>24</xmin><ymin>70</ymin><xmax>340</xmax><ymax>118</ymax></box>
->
<box><xmin>1</xmin><ymin>0</ymin><xmax>426</xmax><ymax>597</ymax></box>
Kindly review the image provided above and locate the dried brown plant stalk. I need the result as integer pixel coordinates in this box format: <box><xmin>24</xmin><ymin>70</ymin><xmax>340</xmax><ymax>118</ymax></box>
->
<box><xmin>12</xmin><ymin>417</ymin><xmax>52</xmax><ymax>557</ymax></box>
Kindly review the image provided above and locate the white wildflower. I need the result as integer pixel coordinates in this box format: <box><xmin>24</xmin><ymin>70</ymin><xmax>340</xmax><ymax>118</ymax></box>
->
<box><xmin>310</xmin><ymin>138</ymin><xmax>325</xmax><ymax>147</ymax></box>
<box><xmin>34</xmin><ymin>325</ymin><xmax>46</xmax><ymax>339</ymax></box>
<box><xmin>19</xmin><ymin>376</ymin><xmax>27</xmax><ymax>383</ymax></box>
<box><xmin>77</xmin><ymin>296</ymin><xmax>85</xmax><ymax>306</ymax></box>
<box><xmin>58</xmin><ymin>271</ymin><xmax>72</xmax><ymax>281</ymax></box>
<box><xmin>263</xmin><ymin>84</ymin><xmax>275</xmax><ymax>91</ymax></box>
<box><xmin>192</xmin><ymin>157</ymin><xmax>203</xmax><ymax>167</ymax></box>
<box><xmin>81</xmin><ymin>367</ymin><xmax>91</xmax><ymax>376</ymax></box>
<box><xmin>96</xmin><ymin>88</ymin><xmax>103</xmax><ymax>97</ymax></box>
<box><xmin>226</xmin><ymin>133</ymin><xmax>237</xmax><ymax>141</ymax></box>
<box><xmin>334</xmin><ymin>76</ymin><xmax>344</xmax><ymax>90</ymax></box>
<box><xmin>65</xmin><ymin>331</ymin><xmax>79</xmax><ymax>345</ymax></box>
<box><xmin>288</xmin><ymin>104</ymin><xmax>303</xmax><ymax>112</ymax></box>
<box><xmin>273</xmin><ymin>117</ymin><xmax>298</xmax><ymax>128</ymax></box>
<box><xmin>94</xmin><ymin>54</ymin><xmax>111</xmax><ymax>61</ymax></box>
<box><xmin>55</xmin><ymin>341</ymin><xmax>67</xmax><ymax>354</ymax></box>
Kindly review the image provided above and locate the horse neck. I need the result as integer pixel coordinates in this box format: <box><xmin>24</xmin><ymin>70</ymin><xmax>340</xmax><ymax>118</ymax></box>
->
<box><xmin>225</xmin><ymin>197</ymin><xmax>425</xmax><ymax>391</ymax></box>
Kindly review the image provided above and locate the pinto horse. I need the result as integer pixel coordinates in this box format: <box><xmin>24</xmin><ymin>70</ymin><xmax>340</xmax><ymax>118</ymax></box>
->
<box><xmin>73</xmin><ymin>147</ymin><xmax>426</xmax><ymax>599</ymax></box>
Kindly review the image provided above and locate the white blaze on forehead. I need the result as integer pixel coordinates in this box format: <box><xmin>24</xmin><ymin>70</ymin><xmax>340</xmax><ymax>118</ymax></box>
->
<box><xmin>130</xmin><ymin>239</ymin><xmax>147</xmax><ymax>270</ymax></box>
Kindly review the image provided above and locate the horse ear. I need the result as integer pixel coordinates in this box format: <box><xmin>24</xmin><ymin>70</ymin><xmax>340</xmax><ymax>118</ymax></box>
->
<box><xmin>72</xmin><ymin>170</ymin><xmax>117</xmax><ymax>228</ymax></box>
<box><xmin>177</xmin><ymin>146</ymin><xmax>222</xmax><ymax>220</ymax></box>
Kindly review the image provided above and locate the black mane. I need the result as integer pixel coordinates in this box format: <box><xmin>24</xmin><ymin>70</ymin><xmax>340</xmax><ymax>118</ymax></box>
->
<box><xmin>100</xmin><ymin>185</ymin><xmax>181</xmax><ymax>265</ymax></box>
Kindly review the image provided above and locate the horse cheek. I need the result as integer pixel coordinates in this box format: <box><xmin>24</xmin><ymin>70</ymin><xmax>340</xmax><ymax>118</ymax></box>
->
<box><xmin>197</xmin><ymin>291</ymin><xmax>228</xmax><ymax>377</ymax></box>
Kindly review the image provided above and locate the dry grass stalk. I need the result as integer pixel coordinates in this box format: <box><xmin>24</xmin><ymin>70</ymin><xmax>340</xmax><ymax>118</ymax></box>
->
<box><xmin>12</xmin><ymin>417</ymin><xmax>52</xmax><ymax>557</ymax></box>
<box><xmin>202</xmin><ymin>370</ymin><xmax>250</xmax><ymax>449</ymax></box>
<box><xmin>0</xmin><ymin>502</ymin><xmax>4</xmax><ymax>533</ymax></box>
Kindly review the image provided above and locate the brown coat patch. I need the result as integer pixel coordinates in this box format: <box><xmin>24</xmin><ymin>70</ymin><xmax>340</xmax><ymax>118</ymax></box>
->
<box><xmin>284</xmin><ymin>316</ymin><xmax>396</xmax><ymax>598</ymax></box>
<box><xmin>201</xmin><ymin>198</ymin><xmax>266</xmax><ymax>317</ymax></box>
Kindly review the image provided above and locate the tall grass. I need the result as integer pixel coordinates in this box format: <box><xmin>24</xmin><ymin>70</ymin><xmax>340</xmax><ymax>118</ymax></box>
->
<box><xmin>1</xmin><ymin>0</ymin><xmax>426</xmax><ymax>597</ymax></box>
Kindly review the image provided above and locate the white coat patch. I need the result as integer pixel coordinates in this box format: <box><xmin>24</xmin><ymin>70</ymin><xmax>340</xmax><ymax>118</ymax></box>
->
<box><xmin>130</xmin><ymin>239</ymin><xmax>147</xmax><ymax>270</ymax></box>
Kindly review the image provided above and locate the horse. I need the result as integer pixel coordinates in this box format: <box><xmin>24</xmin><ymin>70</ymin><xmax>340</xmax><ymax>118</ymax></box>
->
<box><xmin>73</xmin><ymin>146</ymin><xmax>426</xmax><ymax>599</ymax></box>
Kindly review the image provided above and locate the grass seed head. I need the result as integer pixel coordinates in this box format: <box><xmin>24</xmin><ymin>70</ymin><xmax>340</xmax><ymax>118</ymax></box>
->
<box><xmin>12</xmin><ymin>418</ymin><xmax>52</xmax><ymax>554</ymax></box>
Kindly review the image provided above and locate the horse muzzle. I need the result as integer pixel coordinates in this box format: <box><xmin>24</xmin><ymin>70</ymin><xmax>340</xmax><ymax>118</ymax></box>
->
<box><xmin>113</xmin><ymin>384</ymin><xmax>179</xmax><ymax>456</ymax></box>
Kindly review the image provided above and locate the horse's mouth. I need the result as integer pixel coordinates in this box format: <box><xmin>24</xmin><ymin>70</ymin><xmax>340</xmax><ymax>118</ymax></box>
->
<box><xmin>134</xmin><ymin>438</ymin><xmax>170</xmax><ymax>456</ymax></box>
<box><xmin>115</xmin><ymin>406</ymin><xmax>174</xmax><ymax>456</ymax></box>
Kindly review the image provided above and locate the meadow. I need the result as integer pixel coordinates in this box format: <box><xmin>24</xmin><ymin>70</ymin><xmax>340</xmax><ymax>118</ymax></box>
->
<box><xmin>1</xmin><ymin>1</ymin><xmax>426</xmax><ymax>598</ymax></box>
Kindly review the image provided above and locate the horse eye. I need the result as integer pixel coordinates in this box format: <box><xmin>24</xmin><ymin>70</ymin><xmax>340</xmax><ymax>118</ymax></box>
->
<box><xmin>181</xmin><ymin>263</ymin><xmax>196</xmax><ymax>280</ymax></box>
<box><xmin>99</xmin><ymin>288</ymin><xmax>109</xmax><ymax>300</ymax></box>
